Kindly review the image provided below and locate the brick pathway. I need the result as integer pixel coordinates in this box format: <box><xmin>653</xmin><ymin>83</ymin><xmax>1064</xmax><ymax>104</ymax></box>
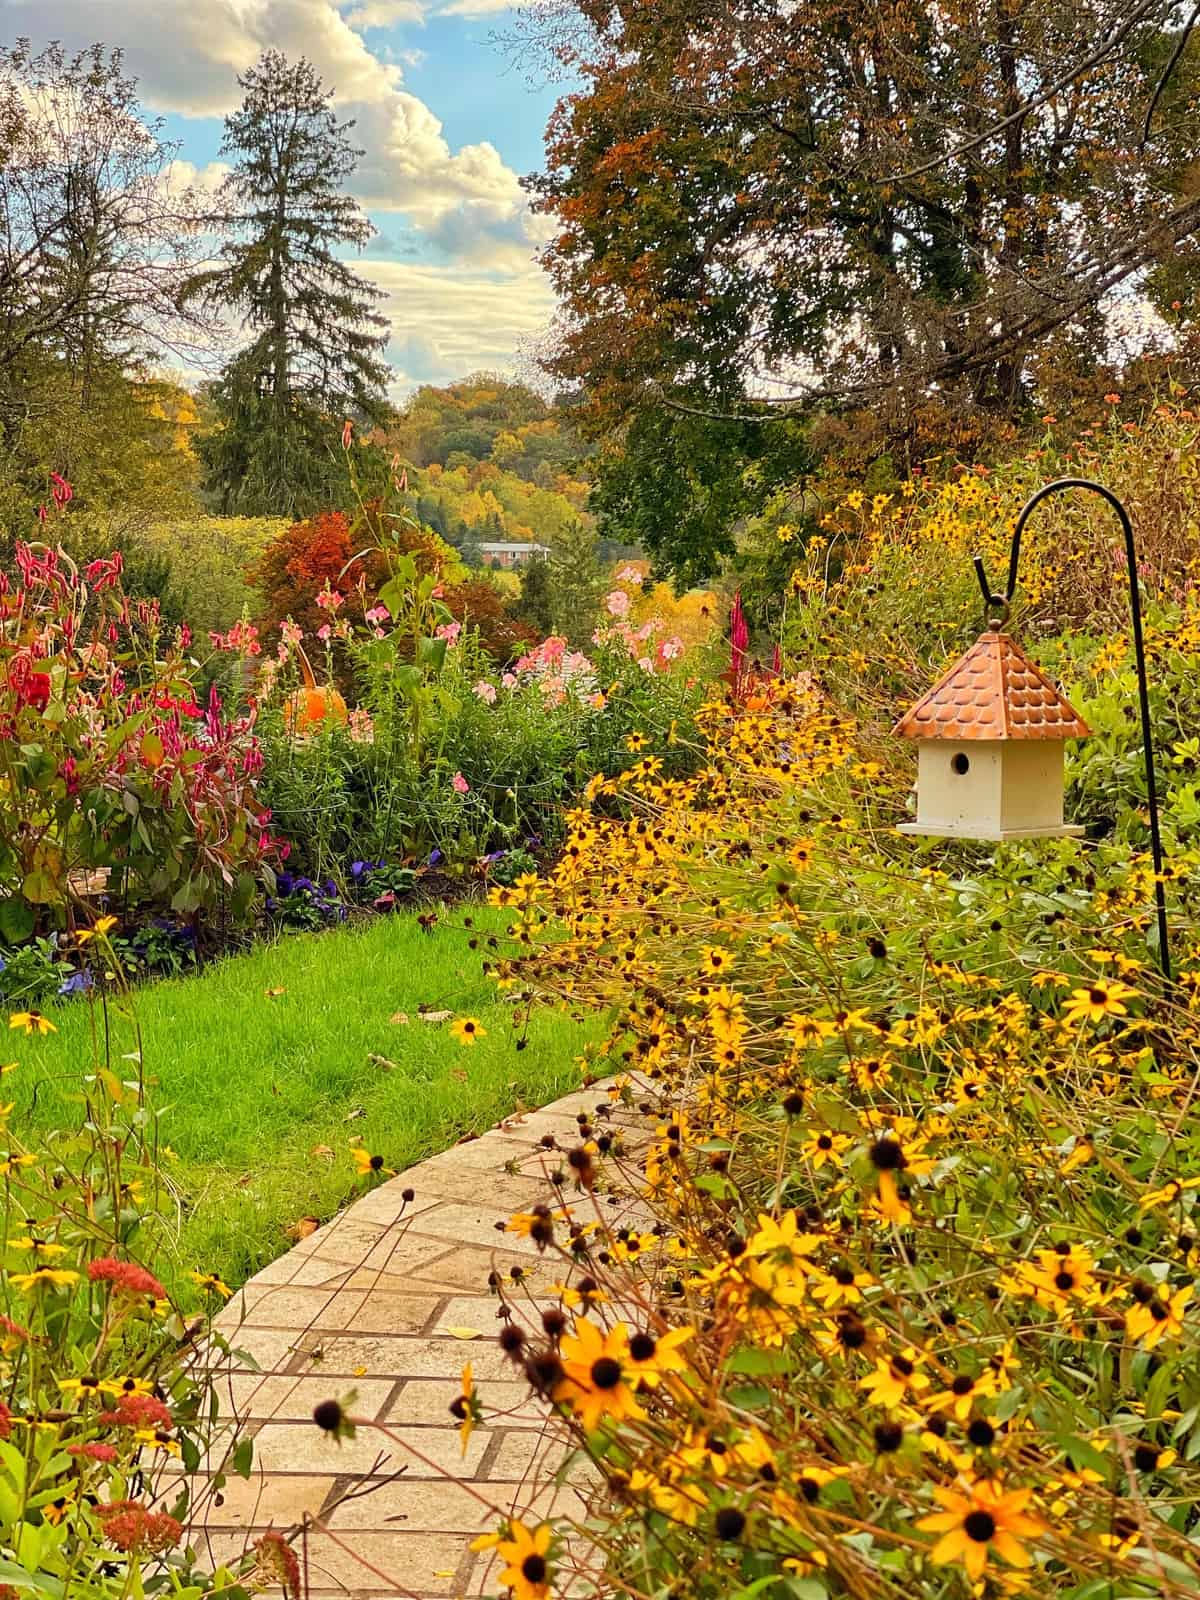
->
<box><xmin>185</xmin><ymin>1082</ymin><xmax>650</xmax><ymax>1599</ymax></box>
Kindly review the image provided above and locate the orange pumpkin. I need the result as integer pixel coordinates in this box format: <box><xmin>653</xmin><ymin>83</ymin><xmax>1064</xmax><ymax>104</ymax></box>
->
<box><xmin>282</xmin><ymin>644</ymin><xmax>349</xmax><ymax>734</ymax></box>
<box><xmin>283</xmin><ymin>683</ymin><xmax>348</xmax><ymax>733</ymax></box>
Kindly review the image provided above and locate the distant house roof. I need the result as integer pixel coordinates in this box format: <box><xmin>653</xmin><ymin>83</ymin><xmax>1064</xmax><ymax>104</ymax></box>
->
<box><xmin>892</xmin><ymin>629</ymin><xmax>1090</xmax><ymax>741</ymax></box>
<box><xmin>478</xmin><ymin>541</ymin><xmax>550</xmax><ymax>555</ymax></box>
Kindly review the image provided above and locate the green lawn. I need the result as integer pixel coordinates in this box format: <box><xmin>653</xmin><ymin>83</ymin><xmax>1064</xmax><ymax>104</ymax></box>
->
<box><xmin>12</xmin><ymin>908</ymin><xmax>592</xmax><ymax>1297</ymax></box>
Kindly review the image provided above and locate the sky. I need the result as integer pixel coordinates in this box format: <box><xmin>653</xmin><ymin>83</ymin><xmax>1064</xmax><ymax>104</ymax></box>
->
<box><xmin>0</xmin><ymin>0</ymin><xmax>567</xmax><ymax>395</ymax></box>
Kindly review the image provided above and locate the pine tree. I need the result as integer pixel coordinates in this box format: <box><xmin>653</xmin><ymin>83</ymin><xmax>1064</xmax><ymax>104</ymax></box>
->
<box><xmin>549</xmin><ymin>519</ymin><xmax>603</xmax><ymax>648</ymax></box>
<box><xmin>512</xmin><ymin>552</ymin><xmax>554</xmax><ymax>637</ymax></box>
<box><xmin>188</xmin><ymin>52</ymin><xmax>391</xmax><ymax>516</ymax></box>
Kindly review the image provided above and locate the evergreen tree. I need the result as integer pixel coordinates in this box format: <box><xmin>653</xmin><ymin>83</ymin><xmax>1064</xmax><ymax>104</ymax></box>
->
<box><xmin>549</xmin><ymin>519</ymin><xmax>603</xmax><ymax>648</ymax></box>
<box><xmin>187</xmin><ymin>52</ymin><xmax>391</xmax><ymax>516</ymax></box>
<box><xmin>512</xmin><ymin>553</ymin><xmax>554</xmax><ymax>637</ymax></box>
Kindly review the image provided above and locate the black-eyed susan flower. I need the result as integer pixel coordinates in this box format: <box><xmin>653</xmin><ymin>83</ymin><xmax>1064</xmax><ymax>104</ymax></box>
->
<box><xmin>555</xmin><ymin>1318</ymin><xmax>645</xmax><ymax>1432</ymax></box>
<box><xmin>495</xmin><ymin>1518</ymin><xmax>553</xmax><ymax>1600</ymax></box>
<box><xmin>917</xmin><ymin>1475</ymin><xmax>1046</xmax><ymax>1581</ymax></box>
<box><xmin>188</xmin><ymin>1270</ymin><xmax>232</xmax><ymax>1299</ymax></box>
<box><xmin>1125</xmin><ymin>1282</ymin><xmax>1191</xmax><ymax>1348</ymax></box>
<box><xmin>449</xmin><ymin>1362</ymin><xmax>483</xmax><ymax>1454</ymax></box>
<box><xmin>858</xmin><ymin>1349</ymin><xmax>930</xmax><ymax>1408</ymax></box>
<box><xmin>1062</xmin><ymin>980</ymin><xmax>1138</xmax><ymax>1026</ymax></box>
<box><xmin>450</xmin><ymin>1017</ymin><xmax>486</xmax><ymax>1045</ymax></box>
<box><xmin>351</xmin><ymin>1148</ymin><xmax>393</xmax><ymax>1179</ymax></box>
<box><xmin>8</xmin><ymin>1012</ymin><xmax>55</xmax><ymax>1036</ymax></box>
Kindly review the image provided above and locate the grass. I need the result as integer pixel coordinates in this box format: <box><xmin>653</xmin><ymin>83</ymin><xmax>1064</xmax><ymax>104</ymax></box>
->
<box><xmin>12</xmin><ymin>906</ymin><xmax>594</xmax><ymax>1300</ymax></box>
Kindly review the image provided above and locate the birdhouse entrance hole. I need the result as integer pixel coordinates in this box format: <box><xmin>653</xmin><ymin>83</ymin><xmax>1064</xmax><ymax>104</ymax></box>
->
<box><xmin>951</xmin><ymin>753</ymin><xmax>970</xmax><ymax>775</ymax></box>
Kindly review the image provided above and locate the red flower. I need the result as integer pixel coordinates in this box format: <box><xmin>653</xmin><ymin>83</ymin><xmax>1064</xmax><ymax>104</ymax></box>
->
<box><xmin>67</xmin><ymin>1442</ymin><xmax>117</xmax><ymax>1462</ymax></box>
<box><xmin>255</xmin><ymin>1531</ymin><xmax>301</xmax><ymax>1600</ymax></box>
<box><xmin>99</xmin><ymin>1393</ymin><xmax>173</xmax><ymax>1431</ymax></box>
<box><xmin>88</xmin><ymin>1258</ymin><xmax>166</xmax><ymax>1299</ymax></box>
<box><xmin>97</xmin><ymin>1501</ymin><xmax>182</xmax><ymax>1554</ymax></box>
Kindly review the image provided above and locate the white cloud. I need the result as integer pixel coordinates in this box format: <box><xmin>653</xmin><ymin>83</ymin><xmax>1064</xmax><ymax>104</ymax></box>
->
<box><xmin>438</xmin><ymin>0</ymin><xmax>518</xmax><ymax>15</ymax></box>
<box><xmin>341</xmin><ymin>0</ymin><xmax>427</xmax><ymax>27</ymax></box>
<box><xmin>0</xmin><ymin>0</ymin><xmax>522</xmax><ymax>225</ymax></box>
<box><xmin>0</xmin><ymin>0</ymin><xmax>559</xmax><ymax>380</ymax></box>
<box><xmin>360</xmin><ymin>256</ymin><xmax>554</xmax><ymax>389</ymax></box>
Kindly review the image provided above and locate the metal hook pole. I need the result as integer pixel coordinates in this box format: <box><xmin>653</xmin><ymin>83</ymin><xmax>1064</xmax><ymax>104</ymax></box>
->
<box><xmin>977</xmin><ymin>478</ymin><xmax>1171</xmax><ymax>982</ymax></box>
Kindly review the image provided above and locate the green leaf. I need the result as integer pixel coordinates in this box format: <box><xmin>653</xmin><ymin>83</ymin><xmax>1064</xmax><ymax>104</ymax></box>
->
<box><xmin>20</xmin><ymin>869</ymin><xmax>59</xmax><ymax>906</ymax></box>
<box><xmin>232</xmin><ymin>1437</ymin><xmax>254</xmax><ymax>1478</ymax></box>
<box><xmin>0</xmin><ymin>1561</ymin><xmax>64</xmax><ymax>1597</ymax></box>
<box><xmin>0</xmin><ymin>899</ymin><xmax>35</xmax><ymax>943</ymax></box>
<box><xmin>727</xmin><ymin>1346</ymin><xmax>793</xmax><ymax>1376</ymax></box>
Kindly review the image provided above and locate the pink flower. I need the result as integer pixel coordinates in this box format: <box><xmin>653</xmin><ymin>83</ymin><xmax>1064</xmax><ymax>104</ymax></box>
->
<box><xmin>436</xmin><ymin>621</ymin><xmax>462</xmax><ymax>644</ymax></box>
<box><xmin>316</xmin><ymin>624</ymin><xmax>332</xmax><ymax>642</ymax></box>
<box><xmin>605</xmin><ymin>589</ymin><xmax>630</xmax><ymax>618</ymax></box>
<box><xmin>473</xmin><ymin>680</ymin><xmax>497</xmax><ymax>704</ymax></box>
<box><xmin>615</xmin><ymin>564</ymin><xmax>644</xmax><ymax>586</ymax></box>
<box><xmin>315</xmin><ymin>586</ymin><xmax>343</xmax><ymax>613</ymax></box>
<box><xmin>452</xmin><ymin>771</ymin><xmax>470</xmax><ymax>794</ymax></box>
<box><xmin>281</xmin><ymin>620</ymin><xmax>303</xmax><ymax>647</ymax></box>
<box><xmin>364</xmin><ymin>606</ymin><xmax>388</xmax><ymax>625</ymax></box>
<box><xmin>348</xmin><ymin>708</ymin><xmax>374</xmax><ymax>745</ymax></box>
<box><xmin>501</xmin><ymin>672</ymin><xmax>517</xmax><ymax>689</ymax></box>
<box><xmin>341</xmin><ymin>419</ymin><xmax>353</xmax><ymax>449</ymax></box>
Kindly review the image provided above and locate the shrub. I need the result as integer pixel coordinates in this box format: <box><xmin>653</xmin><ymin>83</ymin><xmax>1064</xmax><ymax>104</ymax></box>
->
<box><xmin>459</xmin><ymin>678</ymin><xmax>1200</xmax><ymax>1598</ymax></box>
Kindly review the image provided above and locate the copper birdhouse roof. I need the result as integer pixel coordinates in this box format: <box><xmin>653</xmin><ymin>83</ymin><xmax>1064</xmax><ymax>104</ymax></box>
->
<box><xmin>892</xmin><ymin>629</ymin><xmax>1090</xmax><ymax>741</ymax></box>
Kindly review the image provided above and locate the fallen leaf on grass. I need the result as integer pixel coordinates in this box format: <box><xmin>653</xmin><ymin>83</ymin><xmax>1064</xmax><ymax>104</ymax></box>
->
<box><xmin>286</xmin><ymin>1217</ymin><xmax>320</xmax><ymax>1241</ymax></box>
<box><xmin>264</xmin><ymin>987</ymin><xmax>286</xmax><ymax>997</ymax></box>
<box><xmin>389</xmin><ymin>1011</ymin><xmax>410</xmax><ymax>1025</ymax></box>
<box><xmin>343</xmin><ymin>1106</ymin><xmax>365</xmax><ymax>1122</ymax></box>
<box><xmin>417</xmin><ymin>1009</ymin><xmax>452</xmax><ymax>1024</ymax></box>
<box><xmin>368</xmin><ymin>1053</ymin><xmax>397</xmax><ymax>1070</ymax></box>
<box><xmin>310</xmin><ymin>1144</ymin><xmax>335</xmax><ymax>1161</ymax></box>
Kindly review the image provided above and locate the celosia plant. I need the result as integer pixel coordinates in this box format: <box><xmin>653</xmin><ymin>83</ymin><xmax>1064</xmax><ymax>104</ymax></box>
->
<box><xmin>0</xmin><ymin>523</ymin><xmax>275</xmax><ymax>934</ymax></box>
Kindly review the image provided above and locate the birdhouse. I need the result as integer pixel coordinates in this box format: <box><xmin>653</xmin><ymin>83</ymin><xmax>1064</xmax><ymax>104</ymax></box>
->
<box><xmin>892</xmin><ymin>627</ymin><xmax>1090</xmax><ymax>840</ymax></box>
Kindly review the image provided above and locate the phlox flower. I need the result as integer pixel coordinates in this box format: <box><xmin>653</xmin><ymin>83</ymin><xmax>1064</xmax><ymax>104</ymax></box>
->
<box><xmin>605</xmin><ymin>589</ymin><xmax>630</xmax><ymax>617</ymax></box>
<box><xmin>473</xmin><ymin>680</ymin><xmax>497</xmax><ymax>704</ymax></box>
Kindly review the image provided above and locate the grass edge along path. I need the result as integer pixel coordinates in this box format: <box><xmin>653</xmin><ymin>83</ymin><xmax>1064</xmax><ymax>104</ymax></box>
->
<box><xmin>12</xmin><ymin>907</ymin><xmax>595</xmax><ymax>1302</ymax></box>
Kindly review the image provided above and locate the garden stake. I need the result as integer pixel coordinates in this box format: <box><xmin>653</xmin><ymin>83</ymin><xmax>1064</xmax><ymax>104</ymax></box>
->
<box><xmin>972</xmin><ymin>477</ymin><xmax>1172</xmax><ymax>981</ymax></box>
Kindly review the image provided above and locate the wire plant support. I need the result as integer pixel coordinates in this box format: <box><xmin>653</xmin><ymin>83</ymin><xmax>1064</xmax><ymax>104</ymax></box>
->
<box><xmin>971</xmin><ymin>477</ymin><xmax>1172</xmax><ymax>983</ymax></box>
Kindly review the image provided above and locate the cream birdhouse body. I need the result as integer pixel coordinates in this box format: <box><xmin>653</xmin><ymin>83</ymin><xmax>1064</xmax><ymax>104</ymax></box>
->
<box><xmin>893</xmin><ymin>628</ymin><xmax>1090</xmax><ymax>841</ymax></box>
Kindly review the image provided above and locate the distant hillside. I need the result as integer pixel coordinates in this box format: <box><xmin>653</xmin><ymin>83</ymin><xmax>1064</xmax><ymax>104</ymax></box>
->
<box><xmin>384</xmin><ymin>375</ymin><xmax>633</xmax><ymax>567</ymax></box>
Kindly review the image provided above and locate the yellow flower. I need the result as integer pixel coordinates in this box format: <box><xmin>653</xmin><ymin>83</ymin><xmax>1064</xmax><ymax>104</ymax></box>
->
<box><xmin>918</xmin><ymin>1476</ymin><xmax>1046</xmax><ymax>1581</ymax></box>
<box><xmin>8</xmin><ymin>1265</ymin><xmax>79</xmax><ymax>1292</ymax></box>
<box><xmin>133</xmin><ymin>1428</ymin><xmax>181</xmax><ymax>1456</ymax></box>
<box><xmin>1125</xmin><ymin>1283</ymin><xmax>1191</xmax><ymax>1349</ymax></box>
<box><xmin>625</xmin><ymin>1324</ymin><xmax>692</xmax><ymax>1388</ymax></box>
<box><xmin>495</xmin><ymin>1519</ymin><xmax>553</xmax><ymax>1600</ymax></box>
<box><xmin>1062</xmin><ymin>980</ymin><xmax>1138</xmax><ymax>1025</ymax></box>
<box><xmin>59</xmin><ymin>1375</ymin><xmax>118</xmax><ymax>1398</ymax></box>
<box><xmin>351</xmin><ymin>1148</ymin><xmax>393</xmax><ymax>1178</ymax></box>
<box><xmin>450</xmin><ymin>1017</ymin><xmax>486</xmax><ymax>1046</ymax></box>
<box><xmin>76</xmin><ymin>916</ymin><xmax>118</xmax><ymax>944</ymax></box>
<box><xmin>188</xmin><ymin>1270</ymin><xmax>232</xmax><ymax>1299</ymax></box>
<box><xmin>859</xmin><ymin>1350</ymin><xmax>930</xmax><ymax>1409</ymax></box>
<box><xmin>555</xmin><ymin>1318</ymin><xmax>645</xmax><ymax>1433</ymax></box>
<box><xmin>8</xmin><ymin>1012</ymin><xmax>55</xmax><ymax>1036</ymax></box>
<box><xmin>450</xmin><ymin>1362</ymin><xmax>482</xmax><ymax>1454</ymax></box>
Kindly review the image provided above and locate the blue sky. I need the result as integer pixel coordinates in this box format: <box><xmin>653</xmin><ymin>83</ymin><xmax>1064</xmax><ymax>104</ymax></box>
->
<box><xmin>0</xmin><ymin>0</ymin><xmax>570</xmax><ymax>392</ymax></box>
